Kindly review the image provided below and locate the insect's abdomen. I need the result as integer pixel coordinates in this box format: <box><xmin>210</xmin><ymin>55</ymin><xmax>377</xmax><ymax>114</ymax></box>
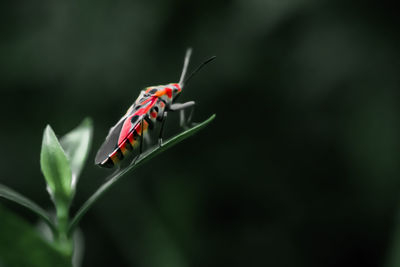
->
<box><xmin>99</xmin><ymin>120</ymin><xmax>150</xmax><ymax>168</ymax></box>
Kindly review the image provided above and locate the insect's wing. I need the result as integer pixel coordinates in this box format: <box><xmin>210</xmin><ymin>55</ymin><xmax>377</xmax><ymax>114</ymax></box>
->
<box><xmin>95</xmin><ymin>116</ymin><xmax>127</xmax><ymax>165</ymax></box>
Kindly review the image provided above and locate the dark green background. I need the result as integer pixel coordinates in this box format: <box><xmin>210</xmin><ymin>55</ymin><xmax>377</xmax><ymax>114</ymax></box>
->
<box><xmin>1</xmin><ymin>0</ymin><xmax>400</xmax><ymax>266</ymax></box>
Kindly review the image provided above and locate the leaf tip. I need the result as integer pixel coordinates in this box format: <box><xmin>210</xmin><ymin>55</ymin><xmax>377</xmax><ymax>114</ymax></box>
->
<box><xmin>81</xmin><ymin>117</ymin><xmax>93</xmax><ymax>127</ymax></box>
<box><xmin>44</xmin><ymin>124</ymin><xmax>52</xmax><ymax>133</ymax></box>
<box><xmin>43</xmin><ymin>124</ymin><xmax>56</xmax><ymax>140</ymax></box>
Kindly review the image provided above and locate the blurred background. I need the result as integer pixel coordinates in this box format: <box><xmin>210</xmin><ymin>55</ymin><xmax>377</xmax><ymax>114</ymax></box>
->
<box><xmin>1</xmin><ymin>0</ymin><xmax>400</xmax><ymax>266</ymax></box>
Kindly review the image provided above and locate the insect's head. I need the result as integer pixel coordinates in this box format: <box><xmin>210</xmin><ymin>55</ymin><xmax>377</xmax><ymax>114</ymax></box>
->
<box><xmin>170</xmin><ymin>83</ymin><xmax>182</xmax><ymax>100</ymax></box>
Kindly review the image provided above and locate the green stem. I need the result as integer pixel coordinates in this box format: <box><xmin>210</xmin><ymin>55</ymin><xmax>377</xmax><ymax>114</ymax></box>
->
<box><xmin>55</xmin><ymin>203</ymin><xmax>73</xmax><ymax>259</ymax></box>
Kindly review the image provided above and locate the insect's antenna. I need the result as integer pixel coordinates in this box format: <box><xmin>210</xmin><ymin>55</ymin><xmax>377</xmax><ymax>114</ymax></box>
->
<box><xmin>183</xmin><ymin>55</ymin><xmax>216</xmax><ymax>87</ymax></box>
<box><xmin>179</xmin><ymin>48</ymin><xmax>193</xmax><ymax>87</ymax></box>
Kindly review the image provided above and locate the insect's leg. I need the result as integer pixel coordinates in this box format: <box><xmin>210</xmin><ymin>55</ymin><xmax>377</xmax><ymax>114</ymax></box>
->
<box><xmin>186</xmin><ymin>104</ymin><xmax>195</xmax><ymax>126</ymax></box>
<box><xmin>169</xmin><ymin>101</ymin><xmax>195</xmax><ymax>112</ymax></box>
<box><xmin>139</xmin><ymin>118</ymin><xmax>145</xmax><ymax>155</ymax></box>
<box><xmin>144</xmin><ymin>131</ymin><xmax>151</xmax><ymax>146</ymax></box>
<box><xmin>158</xmin><ymin>111</ymin><xmax>168</xmax><ymax>147</ymax></box>
<box><xmin>143</xmin><ymin>115</ymin><xmax>154</xmax><ymax>146</ymax></box>
<box><xmin>169</xmin><ymin>101</ymin><xmax>195</xmax><ymax>128</ymax></box>
<box><xmin>179</xmin><ymin>110</ymin><xmax>185</xmax><ymax>128</ymax></box>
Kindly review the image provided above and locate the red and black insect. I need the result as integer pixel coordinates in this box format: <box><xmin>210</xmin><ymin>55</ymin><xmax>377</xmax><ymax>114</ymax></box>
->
<box><xmin>95</xmin><ymin>48</ymin><xmax>215</xmax><ymax>168</ymax></box>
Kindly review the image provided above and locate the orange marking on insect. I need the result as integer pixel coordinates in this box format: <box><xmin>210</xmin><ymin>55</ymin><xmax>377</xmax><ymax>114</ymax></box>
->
<box><xmin>154</xmin><ymin>89</ymin><xmax>165</xmax><ymax>97</ymax></box>
<box><xmin>110</xmin><ymin>151</ymin><xmax>119</xmax><ymax>164</ymax></box>
<box><xmin>120</xmin><ymin>142</ymin><xmax>129</xmax><ymax>155</ymax></box>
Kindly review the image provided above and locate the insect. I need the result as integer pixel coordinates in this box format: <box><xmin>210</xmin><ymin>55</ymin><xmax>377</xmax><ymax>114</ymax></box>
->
<box><xmin>95</xmin><ymin>48</ymin><xmax>215</xmax><ymax>168</ymax></box>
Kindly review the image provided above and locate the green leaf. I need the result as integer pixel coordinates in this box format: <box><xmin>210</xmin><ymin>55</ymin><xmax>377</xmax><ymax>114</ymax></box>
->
<box><xmin>0</xmin><ymin>184</ymin><xmax>56</xmax><ymax>234</ymax></box>
<box><xmin>60</xmin><ymin>118</ymin><xmax>93</xmax><ymax>189</ymax></box>
<box><xmin>0</xmin><ymin>204</ymin><xmax>71</xmax><ymax>267</ymax></box>
<box><xmin>68</xmin><ymin>114</ymin><xmax>216</xmax><ymax>235</ymax></box>
<box><xmin>40</xmin><ymin>125</ymin><xmax>73</xmax><ymax>206</ymax></box>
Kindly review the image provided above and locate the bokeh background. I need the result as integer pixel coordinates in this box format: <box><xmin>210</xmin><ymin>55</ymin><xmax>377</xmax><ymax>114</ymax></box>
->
<box><xmin>1</xmin><ymin>0</ymin><xmax>400</xmax><ymax>266</ymax></box>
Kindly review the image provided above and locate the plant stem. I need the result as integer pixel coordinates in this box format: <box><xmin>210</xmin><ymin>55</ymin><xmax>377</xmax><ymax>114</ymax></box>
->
<box><xmin>55</xmin><ymin>204</ymin><xmax>73</xmax><ymax>259</ymax></box>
